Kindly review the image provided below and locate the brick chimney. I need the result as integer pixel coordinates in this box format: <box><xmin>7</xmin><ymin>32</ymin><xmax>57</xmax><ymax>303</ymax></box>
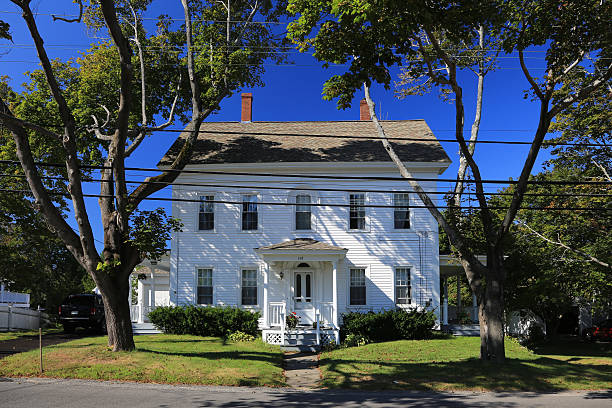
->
<box><xmin>241</xmin><ymin>93</ymin><xmax>253</xmax><ymax>122</ymax></box>
<box><xmin>359</xmin><ymin>99</ymin><xmax>370</xmax><ymax>120</ymax></box>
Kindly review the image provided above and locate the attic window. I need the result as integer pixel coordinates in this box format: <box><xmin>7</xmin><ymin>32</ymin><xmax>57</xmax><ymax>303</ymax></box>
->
<box><xmin>297</xmin><ymin>262</ymin><xmax>310</xmax><ymax>268</ymax></box>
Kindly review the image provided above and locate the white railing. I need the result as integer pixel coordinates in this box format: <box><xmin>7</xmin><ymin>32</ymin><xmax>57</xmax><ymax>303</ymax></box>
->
<box><xmin>268</xmin><ymin>301</ymin><xmax>286</xmax><ymax>345</ymax></box>
<box><xmin>0</xmin><ymin>291</ymin><xmax>30</xmax><ymax>306</ymax></box>
<box><xmin>319</xmin><ymin>302</ymin><xmax>334</xmax><ymax>327</ymax></box>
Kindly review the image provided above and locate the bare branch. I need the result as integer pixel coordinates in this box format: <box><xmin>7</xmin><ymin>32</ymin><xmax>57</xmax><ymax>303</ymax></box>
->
<box><xmin>553</xmin><ymin>50</ymin><xmax>585</xmax><ymax>84</ymax></box>
<box><xmin>518</xmin><ymin>220</ymin><xmax>610</xmax><ymax>269</ymax></box>
<box><xmin>592</xmin><ymin>158</ymin><xmax>612</xmax><ymax>182</ymax></box>
<box><xmin>519</xmin><ymin>48</ymin><xmax>544</xmax><ymax>100</ymax></box>
<box><xmin>52</xmin><ymin>0</ymin><xmax>83</xmax><ymax>24</ymax></box>
<box><xmin>0</xmin><ymin>111</ymin><xmax>62</xmax><ymax>142</ymax></box>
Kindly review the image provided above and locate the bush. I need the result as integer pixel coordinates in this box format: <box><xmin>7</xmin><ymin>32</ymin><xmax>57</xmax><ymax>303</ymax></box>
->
<box><xmin>340</xmin><ymin>308</ymin><xmax>436</xmax><ymax>343</ymax></box>
<box><xmin>227</xmin><ymin>331</ymin><xmax>255</xmax><ymax>342</ymax></box>
<box><xmin>148</xmin><ymin>305</ymin><xmax>260</xmax><ymax>337</ymax></box>
<box><xmin>344</xmin><ymin>333</ymin><xmax>370</xmax><ymax>347</ymax></box>
<box><xmin>518</xmin><ymin>324</ymin><xmax>547</xmax><ymax>350</ymax></box>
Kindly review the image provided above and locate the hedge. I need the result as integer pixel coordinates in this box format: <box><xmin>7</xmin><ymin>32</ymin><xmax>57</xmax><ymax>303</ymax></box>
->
<box><xmin>340</xmin><ymin>308</ymin><xmax>436</xmax><ymax>342</ymax></box>
<box><xmin>148</xmin><ymin>305</ymin><xmax>260</xmax><ymax>337</ymax></box>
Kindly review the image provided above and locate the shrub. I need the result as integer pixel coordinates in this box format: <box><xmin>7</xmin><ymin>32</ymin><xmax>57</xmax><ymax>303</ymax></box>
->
<box><xmin>518</xmin><ymin>324</ymin><xmax>547</xmax><ymax>350</ymax></box>
<box><xmin>344</xmin><ymin>333</ymin><xmax>370</xmax><ymax>347</ymax></box>
<box><xmin>228</xmin><ymin>331</ymin><xmax>255</xmax><ymax>342</ymax></box>
<box><xmin>148</xmin><ymin>305</ymin><xmax>260</xmax><ymax>337</ymax></box>
<box><xmin>340</xmin><ymin>308</ymin><xmax>436</xmax><ymax>342</ymax></box>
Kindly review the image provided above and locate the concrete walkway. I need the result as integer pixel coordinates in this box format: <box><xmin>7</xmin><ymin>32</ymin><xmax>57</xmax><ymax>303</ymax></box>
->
<box><xmin>283</xmin><ymin>352</ymin><xmax>320</xmax><ymax>388</ymax></box>
<box><xmin>1</xmin><ymin>378</ymin><xmax>610</xmax><ymax>407</ymax></box>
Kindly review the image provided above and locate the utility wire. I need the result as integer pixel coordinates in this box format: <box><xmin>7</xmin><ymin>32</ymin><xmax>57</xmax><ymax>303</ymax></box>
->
<box><xmin>1</xmin><ymin>173</ymin><xmax>610</xmax><ymax>198</ymax></box>
<box><xmin>2</xmin><ymin>188</ymin><xmax>608</xmax><ymax>212</ymax></box>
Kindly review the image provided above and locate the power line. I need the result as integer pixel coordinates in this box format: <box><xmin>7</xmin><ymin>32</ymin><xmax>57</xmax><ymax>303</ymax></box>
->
<box><xmin>2</xmin><ymin>173</ymin><xmax>610</xmax><ymax>198</ymax></box>
<box><xmin>2</xmin><ymin>188</ymin><xmax>608</xmax><ymax>212</ymax></box>
<box><xmin>1</xmin><ymin>160</ymin><xmax>609</xmax><ymax>186</ymax></box>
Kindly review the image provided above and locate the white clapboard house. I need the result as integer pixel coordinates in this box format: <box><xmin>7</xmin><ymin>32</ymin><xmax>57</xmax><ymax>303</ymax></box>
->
<box><xmin>160</xmin><ymin>94</ymin><xmax>451</xmax><ymax>345</ymax></box>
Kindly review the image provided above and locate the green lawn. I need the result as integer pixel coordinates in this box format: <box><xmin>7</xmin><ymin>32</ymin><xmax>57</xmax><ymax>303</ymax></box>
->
<box><xmin>320</xmin><ymin>336</ymin><xmax>612</xmax><ymax>391</ymax></box>
<box><xmin>0</xmin><ymin>327</ymin><xmax>62</xmax><ymax>341</ymax></box>
<box><xmin>0</xmin><ymin>334</ymin><xmax>285</xmax><ymax>387</ymax></box>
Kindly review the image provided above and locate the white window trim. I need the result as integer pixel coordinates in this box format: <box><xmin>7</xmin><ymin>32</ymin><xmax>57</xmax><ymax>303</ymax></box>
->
<box><xmin>194</xmin><ymin>266</ymin><xmax>215</xmax><ymax>306</ymax></box>
<box><xmin>394</xmin><ymin>265</ymin><xmax>414</xmax><ymax>308</ymax></box>
<box><xmin>196</xmin><ymin>193</ymin><xmax>217</xmax><ymax>233</ymax></box>
<box><xmin>238</xmin><ymin>192</ymin><xmax>263</xmax><ymax>233</ymax></box>
<box><xmin>391</xmin><ymin>192</ymin><xmax>415</xmax><ymax>233</ymax></box>
<box><xmin>346</xmin><ymin>192</ymin><xmax>369</xmax><ymax>232</ymax></box>
<box><xmin>288</xmin><ymin>190</ymin><xmax>318</xmax><ymax>232</ymax></box>
<box><xmin>238</xmin><ymin>264</ymin><xmax>261</xmax><ymax>309</ymax></box>
<box><xmin>346</xmin><ymin>264</ymin><xmax>369</xmax><ymax>309</ymax></box>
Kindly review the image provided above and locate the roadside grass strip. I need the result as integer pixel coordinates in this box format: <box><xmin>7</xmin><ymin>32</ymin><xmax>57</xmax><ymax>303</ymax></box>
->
<box><xmin>0</xmin><ymin>334</ymin><xmax>285</xmax><ymax>387</ymax></box>
<box><xmin>0</xmin><ymin>327</ymin><xmax>62</xmax><ymax>341</ymax></box>
<box><xmin>319</xmin><ymin>336</ymin><xmax>612</xmax><ymax>391</ymax></box>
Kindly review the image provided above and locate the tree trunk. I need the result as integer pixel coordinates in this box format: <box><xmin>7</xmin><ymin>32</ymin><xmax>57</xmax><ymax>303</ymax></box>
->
<box><xmin>478</xmin><ymin>256</ymin><xmax>506</xmax><ymax>362</ymax></box>
<box><xmin>98</xmin><ymin>274</ymin><xmax>135</xmax><ymax>351</ymax></box>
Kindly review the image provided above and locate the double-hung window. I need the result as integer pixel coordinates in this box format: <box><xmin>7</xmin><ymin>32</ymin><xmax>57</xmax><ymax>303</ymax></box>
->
<box><xmin>197</xmin><ymin>268</ymin><xmax>213</xmax><ymax>305</ymax></box>
<box><xmin>198</xmin><ymin>195</ymin><xmax>214</xmax><ymax>230</ymax></box>
<box><xmin>349</xmin><ymin>268</ymin><xmax>366</xmax><ymax>305</ymax></box>
<box><xmin>393</xmin><ymin>193</ymin><xmax>410</xmax><ymax>229</ymax></box>
<box><xmin>395</xmin><ymin>267</ymin><xmax>411</xmax><ymax>305</ymax></box>
<box><xmin>349</xmin><ymin>193</ymin><xmax>366</xmax><ymax>230</ymax></box>
<box><xmin>242</xmin><ymin>194</ymin><xmax>258</xmax><ymax>231</ymax></box>
<box><xmin>295</xmin><ymin>194</ymin><xmax>312</xmax><ymax>230</ymax></box>
<box><xmin>241</xmin><ymin>269</ymin><xmax>258</xmax><ymax>306</ymax></box>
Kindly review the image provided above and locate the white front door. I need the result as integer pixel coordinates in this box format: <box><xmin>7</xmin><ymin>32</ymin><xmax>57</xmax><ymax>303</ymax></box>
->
<box><xmin>293</xmin><ymin>271</ymin><xmax>315</xmax><ymax>325</ymax></box>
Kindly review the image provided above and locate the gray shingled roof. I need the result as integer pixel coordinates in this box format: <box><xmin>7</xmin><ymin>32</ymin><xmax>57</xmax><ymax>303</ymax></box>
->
<box><xmin>158</xmin><ymin>120</ymin><xmax>451</xmax><ymax>165</ymax></box>
<box><xmin>256</xmin><ymin>238</ymin><xmax>347</xmax><ymax>252</ymax></box>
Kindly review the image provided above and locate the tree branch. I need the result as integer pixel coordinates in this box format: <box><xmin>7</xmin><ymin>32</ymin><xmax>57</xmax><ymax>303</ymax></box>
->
<box><xmin>518</xmin><ymin>220</ymin><xmax>610</xmax><ymax>269</ymax></box>
<box><xmin>52</xmin><ymin>0</ymin><xmax>83</xmax><ymax>24</ymax></box>
<box><xmin>519</xmin><ymin>48</ymin><xmax>544</xmax><ymax>101</ymax></box>
<box><xmin>0</xmin><ymin>111</ymin><xmax>62</xmax><ymax>142</ymax></box>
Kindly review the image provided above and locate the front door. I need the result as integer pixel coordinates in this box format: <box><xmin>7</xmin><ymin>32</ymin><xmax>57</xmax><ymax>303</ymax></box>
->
<box><xmin>293</xmin><ymin>271</ymin><xmax>315</xmax><ymax>325</ymax></box>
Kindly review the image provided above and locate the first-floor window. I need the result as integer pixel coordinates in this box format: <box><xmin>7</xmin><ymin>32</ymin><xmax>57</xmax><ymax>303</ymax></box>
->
<box><xmin>241</xmin><ymin>269</ymin><xmax>258</xmax><ymax>306</ymax></box>
<box><xmin>349</xmin><ymin>268</ymin><xmax>366</xmax><ymax>305</ymax></box>
<box><xmin>395</xmin><ymin>267</ymin><xmax>411</xmax><ymax>305</ymax></box>
<box><xmin>197</xmin><ymin>268</ymin><xmax>213</xmax><ymax>305</ymax></box>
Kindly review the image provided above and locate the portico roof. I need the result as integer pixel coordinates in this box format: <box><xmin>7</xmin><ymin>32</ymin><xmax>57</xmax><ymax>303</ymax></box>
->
<box><xmin>257</xmin><ymin>238</ymin><xmax>346</xmax><ymax>252</ymax></box>
<box><xmin>255</xmin><ymin>238</ymin><xmax>348</xmax><ymax>261</ymax></box>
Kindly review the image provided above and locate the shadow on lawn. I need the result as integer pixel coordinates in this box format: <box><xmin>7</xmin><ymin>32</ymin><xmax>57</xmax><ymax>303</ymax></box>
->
<box><xmin>136</xmin><ymin>347</ymin><xmax>281</xmax><ymax>364</ymax></box>
<box><xmin>532</xmin><ymin>336</ymin><xmax>612</xmax><ymax>358</ymax></box>
<box><xmin>320</xmin><ymin>356</ymin><xmax>612</xmax><ymax>391</ymax></box>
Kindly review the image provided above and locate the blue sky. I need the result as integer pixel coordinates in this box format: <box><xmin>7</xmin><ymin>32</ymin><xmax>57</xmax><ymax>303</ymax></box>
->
<box><xmin>1</xmin><ymin>2</ymin><xmax>554</xmax><ymax>249</ymax></box>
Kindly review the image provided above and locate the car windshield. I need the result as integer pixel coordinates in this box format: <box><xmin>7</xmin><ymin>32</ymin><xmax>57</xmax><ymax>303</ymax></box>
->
<box><xmin>64</xmin><ymin>296</ymin><xmax>94</xmax><ymax>306</ymax></box>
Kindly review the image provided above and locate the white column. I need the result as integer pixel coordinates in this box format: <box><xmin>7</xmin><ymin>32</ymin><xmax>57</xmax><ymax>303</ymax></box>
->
<box><xmin>332</xmin><ymin>260</ymin><xmax>338</xmax><ymax>331</ymax></box>
<box><xmin>443</xmin><ymin>277</ymin><xmax>448</xmax><ymax>325</ymax></box>
<box><xmin>150</xmin><ymin>269</ymin><xmax>156</xmax><ymax>308</ymax></box>
<box><xmin>137</xmin><ymin>278</ymin><xmax>144</xmax><ymax>324</ymax></box>
<box><xmin>472</xmin><ymin>293</ymin><xmax>478</xmax><ymax>322</ymax></box>
<box><xmin>263</xmin><ymin>264</ymin><xmax>269</xmax><ymax>328</ymax></box>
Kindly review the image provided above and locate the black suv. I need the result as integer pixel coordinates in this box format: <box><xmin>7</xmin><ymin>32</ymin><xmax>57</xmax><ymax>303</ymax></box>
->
<box><xmin>59</xmin><ymin>294</ymin><xmax>106</xmax><ymax>334</ymax></box>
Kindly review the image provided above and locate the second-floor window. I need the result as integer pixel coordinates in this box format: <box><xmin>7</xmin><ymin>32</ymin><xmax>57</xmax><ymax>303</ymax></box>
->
<box><xmin>199</xmin><ymin>195</ymin><xmax>214</xmax><ymax>230</ymax></box>
<box><xmin>349</xmin><ymin>268</ymin><xmax>366</xmax><ymax>305</ymax></box>
<box><xmin>393</xmin><ymin>193</ymin><xmax>410</xmax><ymax>229</ymax></box>
<box><xmin>242</xmin><ymin>194</ymin><xmax>258</xmax><ymax>230</ymax></box>
<box><xmin>295</xmin><ymin>194</ymin><xmax>312</xmax><ymax>230</ymax></box>
<box><xmin>197</xmin><ymin>268</ymin><xmax>213</xmax><ymax>305</ymax></box>
<box><xmin>349</xmin><ymin>193</ymin><xmax>366</xmax><ymax>230</ymax></box>
<box><xmin>241</xmin><ymin>269</ymin><xmax>258</xmax><ymax>306</ymax></box>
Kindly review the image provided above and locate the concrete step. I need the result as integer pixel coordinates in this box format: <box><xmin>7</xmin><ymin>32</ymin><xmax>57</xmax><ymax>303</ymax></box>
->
<box><xmin>132</xmin><ymin>322</ymin><xmax>161</xmax><ymax>335</ymax></box>
<box><xmin>281</xmin><ymin>345</ymin><xmax>320</xmax><ymax>353</ymax></box>
<box><xmin>447</xmin><ymin>324</ymin><xmax>480</xmax><ymax>337</ymax></box>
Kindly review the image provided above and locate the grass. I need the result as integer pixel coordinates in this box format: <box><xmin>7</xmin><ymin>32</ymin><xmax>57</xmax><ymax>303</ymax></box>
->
<box><xmin>320</xmin><ymin>335</ymin><xmax>612</xmax><ymax>391</ymax></box>
<box><xmin>0</xmin><ymin>334</ymin><xmax>285</xmax><ymax>387</ymax></box>
<box><xmin>0</xmin><ymin>327</ymin><xmax>62</xmax><ymax>341</ymax></box>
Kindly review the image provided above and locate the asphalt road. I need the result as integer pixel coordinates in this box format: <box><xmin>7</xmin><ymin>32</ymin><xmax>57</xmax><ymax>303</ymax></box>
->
<box><xmin>0</xmin><ymin>378</ymin><xmax>610</xmax><ymax>408</ymax></box>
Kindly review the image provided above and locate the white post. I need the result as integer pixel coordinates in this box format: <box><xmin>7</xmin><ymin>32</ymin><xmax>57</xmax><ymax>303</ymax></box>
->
<box><xmin>472</xmin><ymin>293</ymin><xmax>478</xmax><ymax>323</ymax></box>
<box><xmin>443</xmin><ymin>277</ymin><xmax>448</xmax><ymax>325</ymax></box>
<box><xmin>137</xmin><ymin>278</ymin><xmax>144</xmax><ymax>324</ymax></box>
<box><xmin>280</xmin><ymin>302</ymin><xmax>285</xmax><ymax>345</ymax></box>
<box><xmin>456</xmin><ymin>275</ymin><xmax>462</xmax><ymax>317</ymax></box>
<box><xmin>332</xmin><ymin>260</ymin><xmax>339</xmax><ymax>344</ymax></box>
<box><xmin>150</xmin><ymin>269</ymin><xmax>156</xmax><ymax>309</ymax></box>
<box><xmin>263</xmin><ymin>264</ymin><xmax>269</xmax><ymax>328</ymax></box>
<box><xmin>0</xmin><ymin>283</ymin><xmax>4</xmax><ymax>303</ymax></box>
<box><xmin>316</xmin><ymin>310</ymin><xmax>320</xmax><ymax>346</ymax></box>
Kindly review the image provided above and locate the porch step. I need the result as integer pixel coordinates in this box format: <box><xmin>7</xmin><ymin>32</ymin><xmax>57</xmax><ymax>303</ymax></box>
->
<box><xmin>447</xmin><ymin>324</ymin><xmax>480</xmax><ymax>336</ymax></box>
<box><xmin>281</xmin><ymin>345</ymin><xmax>320</xmax><ymax>353</ymax></box>
<box><xmin>132</xmin><ymin>322</ymin><xmax>161</xmax><ymax>335</ymax></box>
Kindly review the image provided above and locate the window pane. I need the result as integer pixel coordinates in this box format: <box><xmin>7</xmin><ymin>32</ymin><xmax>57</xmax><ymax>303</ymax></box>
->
<box><xmin>295</xmin><ymin>274</ymin><xmax>302</xmax><ymax>302</ymax></box>
<box><xmin>295</xmin><ymin>194</ymin><xmax>312</xmax><ymax>230</ymax></box>
<box><xmin>197</xmin><ymin>268</ymin><xmax>213</xmax><ymax>304</ymax></box>
<box><xmin>199</xmin><ymin>196</ymin><xmax>214</xmax><ymax>230</ymax></box>
<box><xmin>242</xmin><ymin>195</ymin><xmax>258</xmax><ymax>230</ymax></box>
<box><xmin>349</xmin><ymin>268</ymin><xmax>366</xmax><ymax>305</ymax></box>
<box><xmin>305</xmin><ymin>274</ymin><xmax>311</xmax><ymax>300</ymax></box>
<box><xmin>393</xmin><ymin>193</ymin><xmax>410</xmax><ymax>229</ymax></box>
<box><xmin>241</xmin><ymin>269</ymin><xmax>257</xmax><ymax>305</ymax></box>
<box><xmin>395</xmin><ymin>267</ymin><xmax>411</xmax><ymax>305</ymax></box>
<box><xmin>349</xmin><ymin>193</ymin><xmax>366</xmax><ymax>230</ymax></box>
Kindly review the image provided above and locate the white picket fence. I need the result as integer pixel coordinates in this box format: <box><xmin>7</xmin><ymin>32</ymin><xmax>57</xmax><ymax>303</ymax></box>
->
<box><xmin>0</xmin><ymin>306</ymin><xmax>50</xmax><ymax>331</ymax></box>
